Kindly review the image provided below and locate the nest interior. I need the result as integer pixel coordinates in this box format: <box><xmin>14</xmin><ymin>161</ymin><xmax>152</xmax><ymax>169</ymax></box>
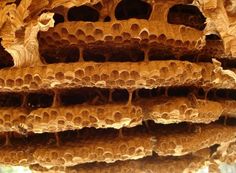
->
<box><xmin>0</xmin><ymin>0</ymin><xmax>236</xmax><ymax>172</ymax></box>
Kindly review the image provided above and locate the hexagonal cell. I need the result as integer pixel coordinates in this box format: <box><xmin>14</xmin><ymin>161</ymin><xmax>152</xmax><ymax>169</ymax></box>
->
<box><xmin>167</xmin><ymin>4</ymin><xmax>206</xmax><ymax>30</ymax></box>
<box><xmin>67</xmin><ymin>5</ymin><xmax>99</xmax><ymax>22</ymax></box>
<box><xmin>115</xmin><ymin>0</ymin><xmax>152</xmax><ymax>20</ymax></box>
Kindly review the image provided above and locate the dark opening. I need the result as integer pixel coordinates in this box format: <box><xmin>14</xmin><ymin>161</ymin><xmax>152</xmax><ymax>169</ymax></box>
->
<box><xmin>206</xmin><ymin>89</ymin><xmax>218</xmax><ymax>100</ymax></box>
<box><xmin>0</xmin><ymin>93</ymin><xmax>22</xmax><ymax>107</ymax></box>
<box><xmin>148</xmin><ymin>47</ymin><xmax>176</xmax><ymax>61</ymax></box>
<box><xmin>137</xmin><ymin>88</ymin><xmax>165</xmax><ymax>98</ymax></box>
<box><xmin>60</xmin><ymin>88</ymin><xmax>109</xmax><ymax>106</ymax></box>
<box><xmin>179</xmin><ymin>51</ymin><xmax>221</xmax><ymax>63</ymax></box>
<box><xmin>67</xmin><ymin>5</ymin><xmax>99</xmax><ymax>22</ymax></box>
<box><xmin>41</xmin><ymin>46</ymin><xmax>80</xmax><ymax>64</ymax></box>
<box><xmin>53</xmin><ymin>13</ymin><xmax>65</xmax><ymax>26</ymax></box>
<box><xmin>197</xmin><ymin>88</ymin><xmax>205</xmax><ymax>98</ymax></box>
<box><xmin>115</xmin><ymin>0</ymin><xmax>152</xmax><ymax>20</ymax></box>
<box><xmin>0</xmin><ymin>41</ymin><xmax>14</xmax><ymax>69</ymax></box>
<box><xmin>168</xmin><ymin>87</ymin><xmax>190</xmax><ymax>97</ymax></box>
<box><xmin>196</xmin><ymin>88</ymin><xmax>236</xmax><ymax>100</ymax></box>
<box><xmin>104</xmin><ymin>16</ymin><xmax>111</xmax><ymax>22</ymax></box>
<box><xmin>215</xmin><ymin>89</ymin><xmax>236</xmax><ymax>100</ymax></box>
<box><xmin>26</xmin><ymin>93</ymin><xmax>53</xmax><ymax>108</ymax></box>
<box><xmin>6</xmin><ymin>0</ymin><xmax>21</xmax><ymax>6</ymax></box>
<box><xmin>215</xmin><ymin>89</ymin><xmax>228</xmax><ymax>99</ymax></box>
<box><xmin>60</xmin><ymin>89</ymin><xmax>89</xmax><ymax>106</ymax></box>
<box><xmin>179</xmin><ymin>54</ymin><xmax>198</xmax><ymax>62</ymax></box>
<box><xmin>150</xmin><ymin>88</ymin><xmax>165</xmax><ymax>97</ymax></box>
<box><xmin>221</xmin><ymin>59</ymin><xmax>236</xmax><ymax>69</ymax></box>
<box><xmin>210</xmin><ymin>144</ymin><xmax>220</xmax><ymax>156</ymax></box>
<box><xmin>112</xmin><ymin>89</ymin><xmax>129</xmax><ymax>102</ymax></box>
<box><xmin>83</xmin><ymin>46</ymin><xmax>144</xmax><ymax>62</ymax></box>
<box><xmin>225</xmin><ymin>117</ymin><xmax>236</xmax><ymax>126</ymax></box>
<box><xmin>217</xmin><ymin>117</ymin><xmax>236</xmax><ymax>126</ymax></box>
<box><xmin>136</xmin><ymin>87</ymin><xmax>236</xmax><ymax>100</ymax></box>
<box><xmin>206</xmin><ymin>34</ymin><xmax>221</xmax><ymax>41</ymax></box>
<box><xmin>167</xmin><ymin>4</ymin><xmax>206</xmax><ymax>30</ymax></box>
<box><xmin>83</xmin><ymin>47</ymin><xmax>106</xmax><ymax>62</ymax></box>
<box><xmin>138</xmin><ymin>89</ymin><xmax>153</xmax><ymax>98</ymax></box>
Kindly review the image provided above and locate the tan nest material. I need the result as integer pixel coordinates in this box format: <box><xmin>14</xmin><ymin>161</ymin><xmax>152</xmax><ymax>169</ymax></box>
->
<box><xmin>0</xmin><ymin>0</ymin><xmax>236</xmax><ymax>172</ymax></box>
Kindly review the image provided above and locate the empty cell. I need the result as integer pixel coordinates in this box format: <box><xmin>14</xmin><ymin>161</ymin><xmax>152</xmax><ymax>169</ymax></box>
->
<box><xmin>115</xmin><ymin>0</ymin><xmax>152</xmax><ymax>20</ymax></box>
<box><xmin>67</xmin><ymin>5</ymin><xmax>99</xmax><ymax>22</ymax></box>
<box><xmin>0</xmin><ymin>93</ymin><xmax>22</xmax><ymax>107</ymax></box>
<box><xmin>53</xmin><ymin>13</ymin><xmax>64</xmax><ymax>26</ymax></box>
<box><xmin>168</xmin><ymin>87</ymin><xmax>190</xmax><ymax>97</ymax></box>
<box><xmin>148</xmin><ymin>47</ymin><xmax>176</xmax><ymax>61</ymax></box>
<box><xmin>104</xmin><ymin>16</ymin><xmax>111</xmax><ymax>22</ymax></box>
<box><xmin>205</xmin><ymin>34</ymin><xmax>221</xmax><ymax>41</ymax></box>
<box><xmin>60</xmin><ymin>88</ymin><xmax>109</xmax><ymax>106</ymax></box>
<box><xmin>112</xmin><ymin>89</ymin><xmax>129</xmax><ymax>102</ymax></box>
<box><xmin>60</xmin><ymin>89</ymin><xmax>89</xmax><ymax>106</ymax></box>
<box><xmin>41</xmin><ymin>46</ymin><xmax>80</xmax><ymax>64</ymax></box>
<box><xmin>26</xmin><ymin>93</ymin><xmax>53</xmax><ymax>108</ymax></box>
<box><xmin>167</xmin><ymin>4</ymin><xmax>206</xmax><ymax>30</ymax></box>
<box><xmin>0</xmin><ymin>40</ymin><xmax>14</xmax><ymax>69</ymax></box>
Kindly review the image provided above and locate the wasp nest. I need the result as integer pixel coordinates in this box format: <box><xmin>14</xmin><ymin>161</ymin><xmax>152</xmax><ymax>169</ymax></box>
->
<box><xmin>0</xmin><ymin>0</ymin><xmax>236</xmax><ymax>172</ymax></box>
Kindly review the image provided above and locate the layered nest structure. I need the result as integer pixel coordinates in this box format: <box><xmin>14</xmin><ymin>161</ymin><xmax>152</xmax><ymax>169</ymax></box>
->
<box><xmin>0</xmin><ymin>0</ymin><xmax>236</xmax><ymax>172</ymax></box>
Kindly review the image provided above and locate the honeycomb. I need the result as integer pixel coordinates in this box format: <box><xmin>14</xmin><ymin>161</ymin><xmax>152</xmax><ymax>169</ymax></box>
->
<box><xmin>0</xmin><ymin>0</ymin><xmax>236</xmax><ymax>172</ymax></box>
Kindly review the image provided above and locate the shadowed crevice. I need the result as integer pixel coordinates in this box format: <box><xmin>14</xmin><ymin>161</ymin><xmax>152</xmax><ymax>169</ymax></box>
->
<box><xmin>167</xmin><ymin>4</ymin><xmax>206</xmax><ymax>30</ymax></box>
<box><xmin>67</xmin><ymin>5</ymin><xmax>99</xmax><ymax>22</ymax></box>
<box><xmin>115</xmin><ymin>0</ymin><xmax>152</xmax><ymax>20</ymax></box>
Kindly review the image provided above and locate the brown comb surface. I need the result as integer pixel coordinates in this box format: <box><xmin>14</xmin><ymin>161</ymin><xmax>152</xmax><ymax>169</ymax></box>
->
<box><xmin>0</xmin><ymin>0</ymin><xmax>236</xmax><ymax>172</ymax></box>
<box><xmin>29</xmin><ymin>153</ymin><xmax>210</xmax><ymax>173</ymax></box>
<box><xmin>0</xmin><ymin>122</ymin><xmax>235</xmax><ymax>167</ymax></box>
<box><xmin>0</xmin><ymin>61</ymin><xmax>236</xmax><ymax>91</ymax></box>
<box><xmin>0</xmin><ymin>92</ymin><xmax>231</xmax><ymax>133</ymax></box>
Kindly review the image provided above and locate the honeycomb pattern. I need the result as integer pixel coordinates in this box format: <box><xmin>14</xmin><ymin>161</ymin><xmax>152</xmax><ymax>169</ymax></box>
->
<box><xmin>38</xmin><ymin>20</ymin><xmax>204</xmax><ymax>63</ymax></box>
<box><xmin>0</xmin><ymin>108</ymin><xmax>28</xmax><ymax>133</ymax></box>
<box><xmin>33</xmin><ymin>135</ymin><xmax>153</xmax><ymax>167</ymax></box>
<box><xmin>0</xmin><ymin>61</ymin><xmax>204</xmax><ymax>91</ymax></box>
<box><xmin>0</xmin><ymin>0</ymin><xmax>236</xmax><ymax>172</ymax></box>
<box><xmin>153</xmin><ymin>123</ymin><xmax>236</xmax><ymax>156</ymax></box>
<box><xmin>0</xmin><ymin>90</ymin><xmax>232</xmax><ymax>133</ymax></box>
<box><xmin>0</xmin><ymin>123</ymin><xmax>234</xmax><ymax>167</ymax></box>
<box><xmin>67</xmin><ymin>156</ymin><xmax>205</xmax><ymax>173</ymax></box>
<box><xmin>142</xmin><ymin>97</ymin><xmax>223</xmax><ymax>124</ymax></box>
<box><xmin>0</xmin><ymin>61</ymin><xmax>235</xmax><ymax>92</ymax></box>
<box><xmin>26</xmin><ymin>104</ymin><xmax>143</xmax><ymax>133</ymax></box>
<box><xmin>30</xmin><ymin>154</ymin><xmax>208</xmax><ymax>173</ymax></box>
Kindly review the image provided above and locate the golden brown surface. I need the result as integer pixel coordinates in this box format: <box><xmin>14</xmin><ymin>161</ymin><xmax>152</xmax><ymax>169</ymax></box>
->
<box><xmin>29</xmin><ymin>153</ymin><xmax>209</xmax><ymax>173</ymax></box>
<box><xmin>0</xmin><ymin>0</ymin><xmax>236</xmax><ymax>172</ymax></box>
<box><xmin>0</xmin><ymin>122</ymin><xmax>235</xmax><ymax>168</ymax></box>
